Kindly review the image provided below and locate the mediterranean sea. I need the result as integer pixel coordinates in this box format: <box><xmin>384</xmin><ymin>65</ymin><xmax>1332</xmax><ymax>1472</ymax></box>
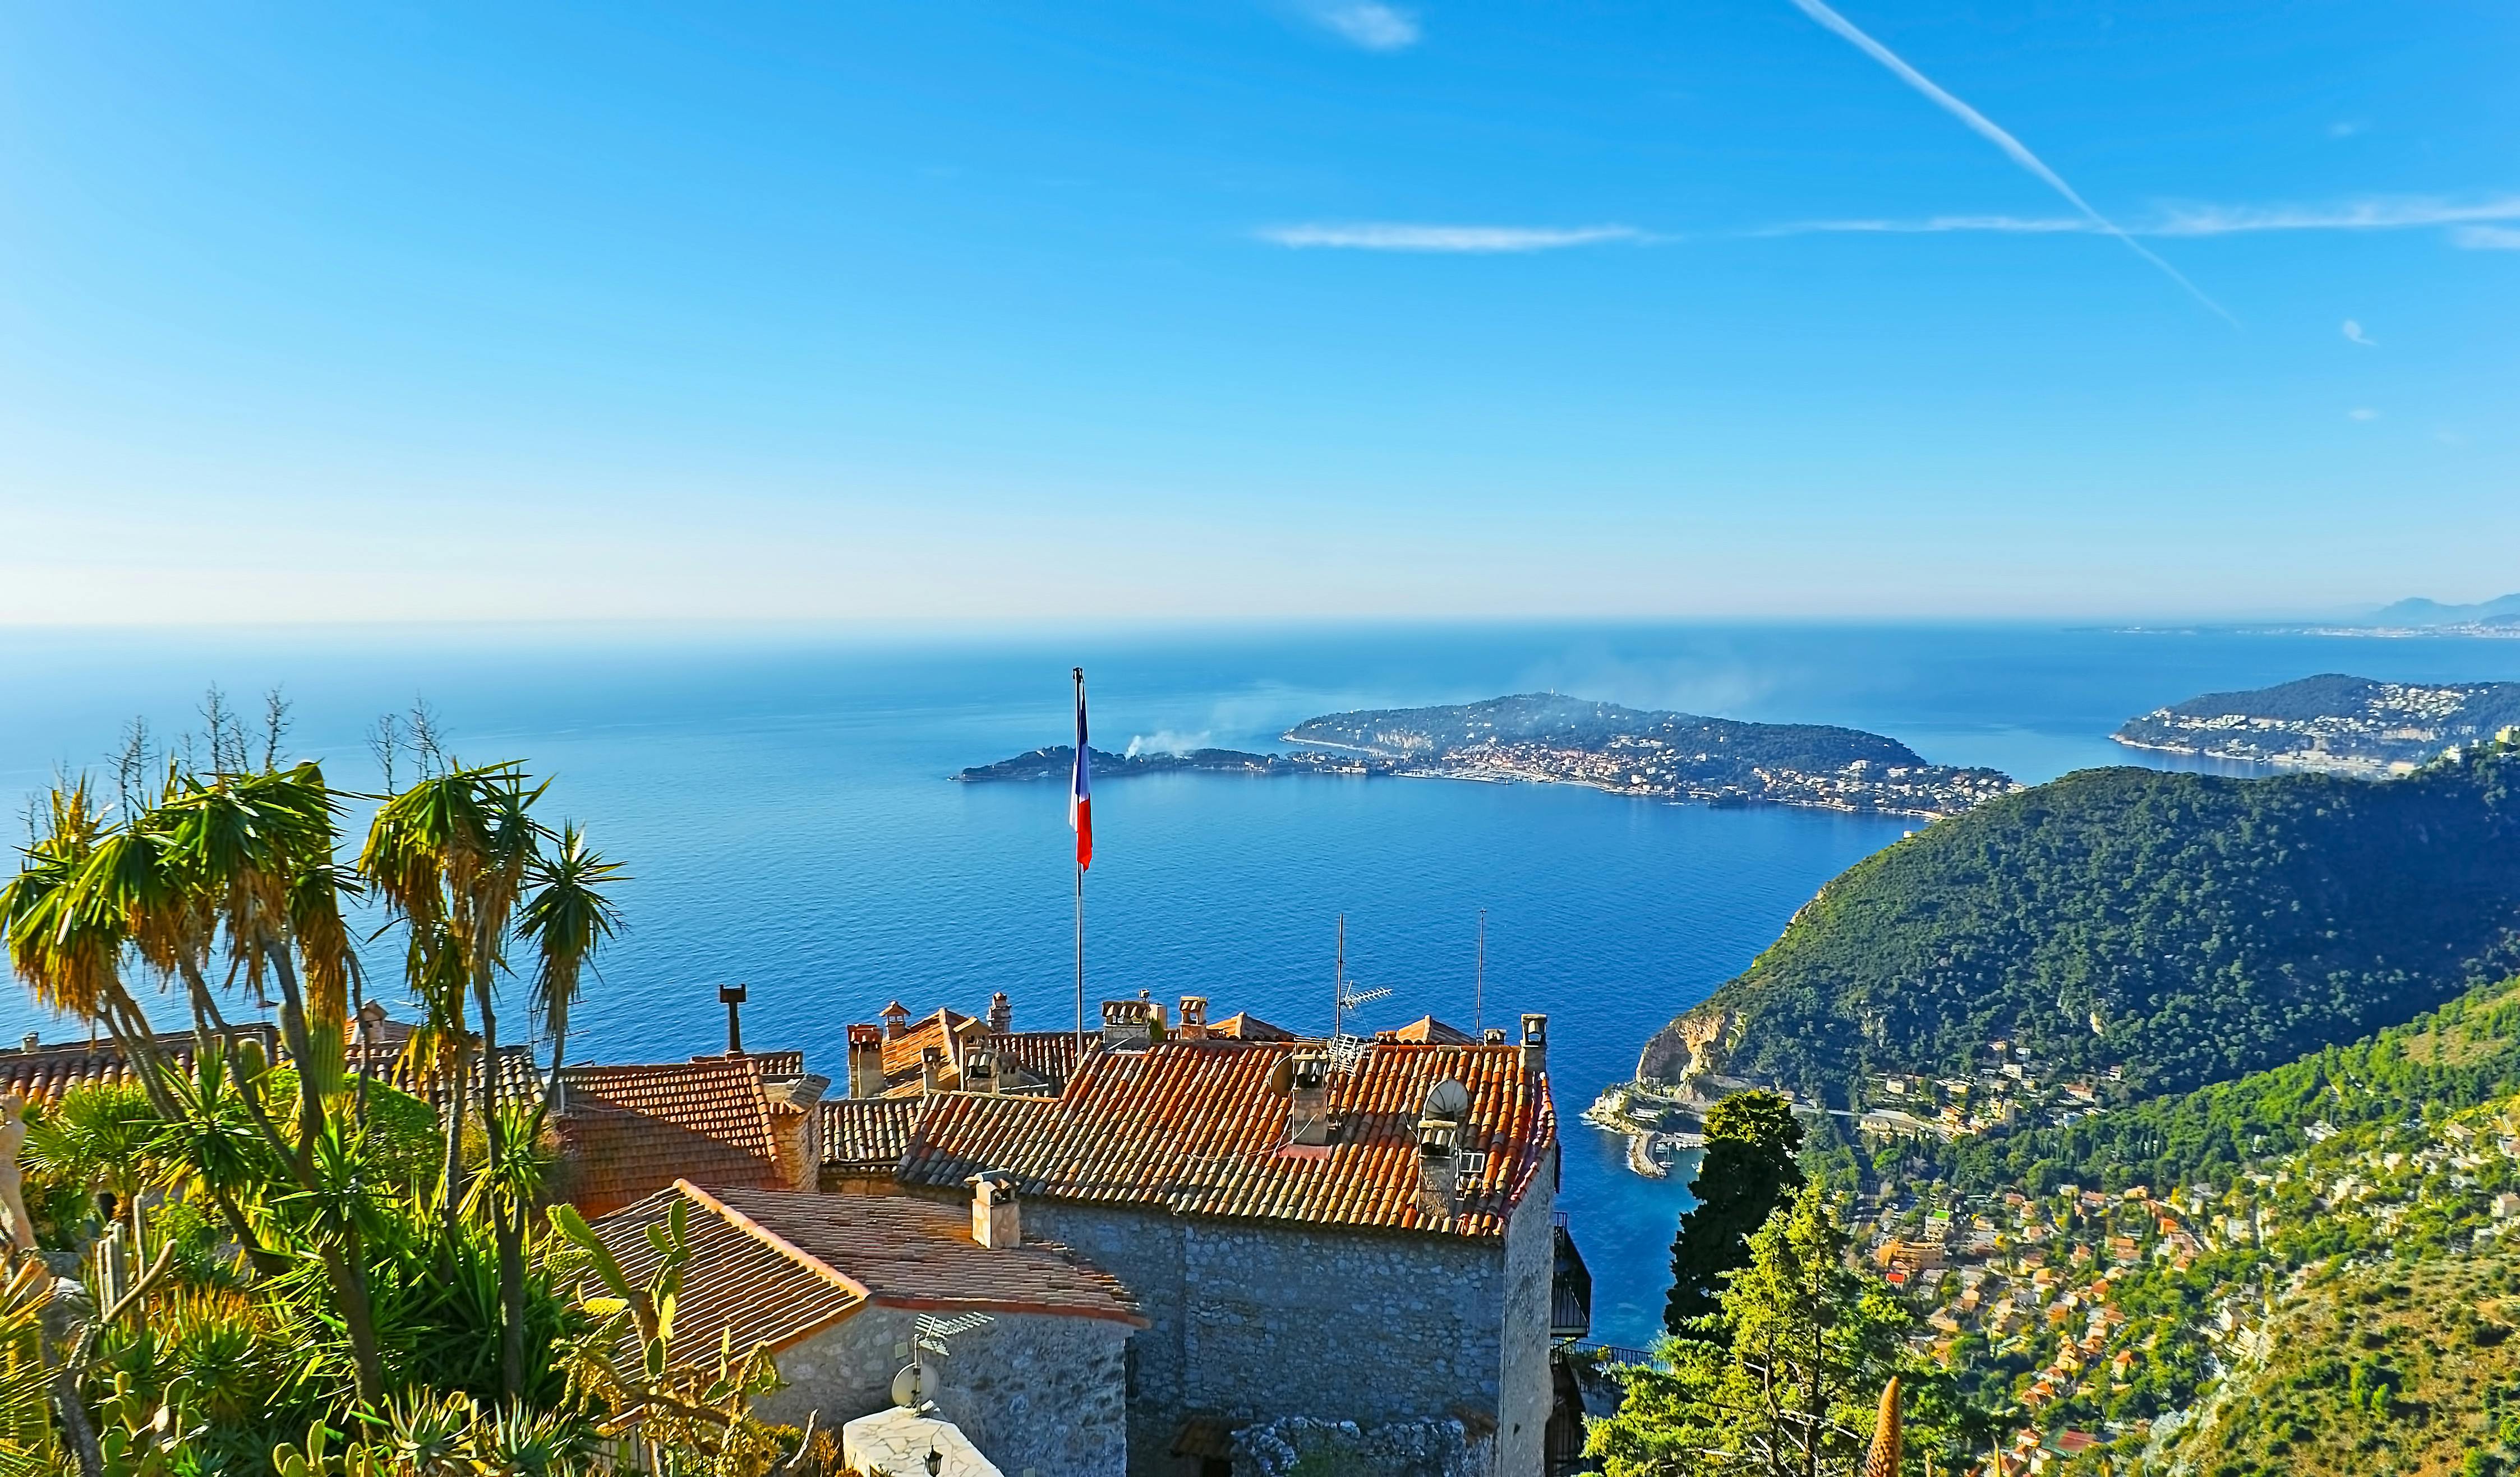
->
<box><xmin>10</xmin><ymin>620</ymin><xmax>2520</xmax><ymax>1347</ymax></box>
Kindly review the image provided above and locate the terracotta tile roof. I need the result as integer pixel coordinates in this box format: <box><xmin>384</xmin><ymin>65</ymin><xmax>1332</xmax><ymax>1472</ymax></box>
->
<box><xmin>899</xmin><ymin>1038</ymin><xmax>1556</xmax><ymax>1239</ymax></box>
<box><xmin>0</xmin><ymin>1026</ymin><xmax>536</xmax><ymax>1115</ymax></box>
<box><xmin>708</xmin><ymin>1186</ymin><xmax>1143</xmax><ymax>1325</ymax></box>
<box><xmin>882</xmin><ymin>1009</ymin><xmax>979</xmax><ymax>1079</ymax></box>
<box><xmin>982</xmin><ymin>1030</ymin><xmax>1087</xmax><ymax>1087</ymax></box>
<box><xmin>352</xmin><ymin>1041</ymin><xmax>542</xmax><ymax>1113</ymax></box>
<box><xmin>1377</xmin><ymin>1015</ymin><xmax>1476</xmax><ymax>1045</ymax></box>
<box><xmin>1207</xmin><ymin>1012</ymin><xmax>1296</xmax><ymax>1041</ymax></box>
<box><xmin>589</xmin><ymin>1183</ymin><xmax>1144</xmax><ymax>1360</ymax></box>
<box><xmin>587</xmin><ymin>1182</ymin><xmax>870</xmax><ymax>1358</ymax></box>
<box><xmin>692</xmin><ymin>1050</ymin><xmax>807</xmax><ymax>1078</ymax></box>
<box><xmin>553</xmin><ymin>1059</ymin><xmax>784</xmax><ymax>1216</ymax></box>
<box><xmin>821</xmin><ymin>1097</ymin><xmax>929</xmax><ymax>1171</ymax></box>
<box><xmin>0</xmin><ymin>1027</ymin><xmax>279</xmax><ymax>1107</ymax></box>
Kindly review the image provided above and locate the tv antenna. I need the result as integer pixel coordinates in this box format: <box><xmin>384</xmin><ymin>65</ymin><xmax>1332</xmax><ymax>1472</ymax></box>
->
<box><xmin>1329</xmin><ymin>914</ymin><xmax>1390</xmax><ymax>1074</ymax></box>
<box><xmin>1474</xmin><ymin>907</ymin><xmax>1486</xmax><ymax>1033</ymax></box>
<box><xmin>891</xmin><ymin>1310</ymin><xmax>994</xmax><ymax>1408</ymax></box>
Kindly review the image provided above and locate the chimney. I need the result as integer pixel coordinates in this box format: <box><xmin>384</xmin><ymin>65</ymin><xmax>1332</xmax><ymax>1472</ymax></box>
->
<box><xmin>964</xmin><ymin>1047</ymin><xmax>1000</xmax><ymax>1095</ymax></box>
<box><xmin>846</xmin><ymin>1024</ymin><xmax>885</xmax><ymax>1099</ymax></box>
<box><xmin>1417</xmin><ymin>1114</ymin><xmax>1462</xmax><ymax>1217</ymax></box>
<box><xmin>967</xmin><ymin>1171</ymin><xmax>1020</xmax><ymax>1249</ymax></box>
<box><xmin>1288</xmin><ymin>1048</ymin><xmax>1333</xmax><ymax>1147</ymax></box>
<box><xmin>19</xmin><ymin>1033</ymin><xmax>36</xmax><ymax>1053</ymax></box>
<box><xmin>1482</xmin><ymin>1027</ymin><xmax>1507</xmax><ymax>1046</ymax></box>
<box><xmin>1100</xmin><ymin>999</ymin><xmax>1153</xmax><ymax>1050</ymax></box>
<box><xmin>920</xmin><ymin>1046</ymin><xmax>945</xmax><ymax>1096</ymax></box>
<box><xmin>881</xmin><ymin>1000</ymin><xmax>913</xmax><ymax>1040</ymax></box>
<box><xmin>1521</xmin><ymin>1013</ymin><xmax>1548</xmax><ymax>1074</ymax></box>
<box><xmin>718</xmin><ymin>983</ymin><xmax>748</xmax><ymax>1055</ymax></box>
<box><xmin>763</xmin><ymin>1074</ymin><xmax>831</xmax><ymax>1192</ymax></box>
<box><xmin>987</xmin><ymin>991</ymin><xmax>1013</xmax><ymax>1034</ymax></box>
<box><xmin>1177</xmin><ymin>996</ymin><xmax>1208</xmax><ymax>1040</ymax></box>
<box><xmin>1149</xmin><ymin>1000</ymin><xmax>1169</xmax><ymax>1041</ymax></box>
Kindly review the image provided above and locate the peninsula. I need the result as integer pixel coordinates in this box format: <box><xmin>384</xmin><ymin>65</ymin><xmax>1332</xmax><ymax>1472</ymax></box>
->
<box><xmin>2113</xmin><ymin>672</ymin><xmax>2520</xmax><ymax>776</ymax></box>
<box><xmin>957</xmin><ymin>692</ymin><xmax>2016</xmax><ymax>819</ymax></box>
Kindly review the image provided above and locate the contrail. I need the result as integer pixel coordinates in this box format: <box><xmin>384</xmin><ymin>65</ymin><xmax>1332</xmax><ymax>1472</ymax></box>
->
<box><xmin>1784</xmin><ymin>0</ymin><xmax>2236</xmax><ymax>324</ymax></box>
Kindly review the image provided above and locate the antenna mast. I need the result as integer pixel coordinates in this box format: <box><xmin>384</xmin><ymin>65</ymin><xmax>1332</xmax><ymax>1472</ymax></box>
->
<box><xmin>1475</xmin><ymin>908</ymin><xmax>1486</xmax><ymax>1033</ymax></box>
<box><xmin>1333</xmin><ymin>913</ymin><xmax>1344</xmax><ymax>1043</ymax></box>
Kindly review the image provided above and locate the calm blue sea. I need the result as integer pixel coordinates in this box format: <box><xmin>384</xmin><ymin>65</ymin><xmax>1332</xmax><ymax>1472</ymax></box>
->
<box><xmin>8</xmin><ymin>620</ymin><xmax>2520</xmax><ymax>1345</ymax></box>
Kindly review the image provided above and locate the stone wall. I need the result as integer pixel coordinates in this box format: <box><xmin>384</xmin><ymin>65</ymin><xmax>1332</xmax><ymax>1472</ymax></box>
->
<box><xmin>1231</xmin><ymin>1416</ymin><xmax>1486</xmax><ymax>1477</ymax></box>
<box><xmin>1490</xmin><ymin>1169</ymin><xmax>1556</xmax><ymax>1477</ymax></box>
<box><xmin>1019</xmin><ymin>1202</ymin><xmax>1523</xmax><ymax>1477</ymax></box>
<box><xmin>760</xmin><ymin>1305</ymin><xmax>1131</xmax><ymax>1477</ymax></box>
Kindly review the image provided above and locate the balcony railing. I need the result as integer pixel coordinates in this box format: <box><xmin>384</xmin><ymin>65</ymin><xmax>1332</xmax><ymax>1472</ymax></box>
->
<box><xmin>1551</xmin><ymin>1222</ymin><xmax>1593</xmax><ymax>1340</ymax></box>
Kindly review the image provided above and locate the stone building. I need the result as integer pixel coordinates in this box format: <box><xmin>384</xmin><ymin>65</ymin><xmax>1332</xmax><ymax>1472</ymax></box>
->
<box><xmin>592</xmin><ymin>1178</ymin><xmax>1145</xmax><ymax>1477</ymax></box>
<box><xmin>877</xmin><ymin>1004</ymin><xmax>1576</xmax><ymax>1477</ymax></box>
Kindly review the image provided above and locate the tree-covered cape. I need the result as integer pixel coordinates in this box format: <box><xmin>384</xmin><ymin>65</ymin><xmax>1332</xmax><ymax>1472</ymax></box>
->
<box><xmin>1642</xmin><ymin>744</ymin><xmax>2520</xmax><ymax>1108</ymax></box>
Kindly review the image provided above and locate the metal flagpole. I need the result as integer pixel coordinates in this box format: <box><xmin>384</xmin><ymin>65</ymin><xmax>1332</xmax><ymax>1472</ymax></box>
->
<box><xmin>1475</xmin><ymin>907</ymin><xmax>1486</xmax><ymax>1033</ymax></box>
<box><xmin>1074</xmin><ymin>666</ymin><xmax>1088</xmax><ymax>1054</ymax></box>
<box><xmin>1075</xmin><ymin>858</ymin><xmax>1085</xmax><ymax>1052</ymax></box>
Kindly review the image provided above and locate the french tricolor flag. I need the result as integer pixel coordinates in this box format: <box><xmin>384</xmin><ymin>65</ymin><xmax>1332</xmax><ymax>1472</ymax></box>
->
<box><xmin>1070</xmin><ymin>673</ymin><xmax>1093</xmax><ymax>871</ymax></box>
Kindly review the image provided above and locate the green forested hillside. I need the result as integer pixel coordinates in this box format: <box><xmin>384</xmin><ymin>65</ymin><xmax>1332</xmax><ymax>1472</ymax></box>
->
<box><xmin>1639</xmin><ymin>744</ymin><xmax>2520</xmax><ymax>1108</ymax></box>
<box><xmin>1929</xmin><ymin>973</ymin><xmax>2520</xmax><ymax>1196</ymax></box>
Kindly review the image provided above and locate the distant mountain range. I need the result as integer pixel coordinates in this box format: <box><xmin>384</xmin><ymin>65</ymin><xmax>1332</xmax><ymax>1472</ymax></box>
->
<box><xmin>957</xmin><ymin>693</ymin><xmax>2017</xmax><ymax>819</ymax></box>
<box><xmin>2370</xmin><ymin>593</ymin><xmax>2520</xmax><ymax>626</ymax></box>
<box><xmin>2113</xmin><ymin>673</ymin><xmax>2520</xmax><ymax>775</ymax></box>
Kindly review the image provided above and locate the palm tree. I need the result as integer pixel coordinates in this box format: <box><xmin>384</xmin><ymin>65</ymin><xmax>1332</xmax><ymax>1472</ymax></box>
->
<box><xmin>516</xmin><ymin>821</ymin><xmax>627</xmax><ymax>1115</ymax></box>
<box><xmin>1</xmin><ymin>784</ymin><xmax>176</xmax><ymax>1114</ymax></box>
<box><xmin>152</xmin><ymin>761</ymin><xmax>387</xmax><ymax>1404</ymax></box>
<box><xmin>360</xmin><ymin>761</ymin><xmax>588</xmax><ymax>1401</ymax></box>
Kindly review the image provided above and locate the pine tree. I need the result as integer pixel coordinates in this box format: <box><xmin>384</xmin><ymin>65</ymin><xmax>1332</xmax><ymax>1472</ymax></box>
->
<box><xmin>1599</xmin><ymin>1183</ymin><xmax>1911</xmax><ymax>1477</ymax></box>
<box><xmin>1667</xmin><ymin>1088</ymin><xmax>1805</xmax><ymax>1336</ymax></box>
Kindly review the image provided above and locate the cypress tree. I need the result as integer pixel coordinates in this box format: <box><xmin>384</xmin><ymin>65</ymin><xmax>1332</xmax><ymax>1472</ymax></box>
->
<box><xmin>1665</xmin><ymin>1088</ymin><xmax>1805</xmax><ymax>1336</ymax></box>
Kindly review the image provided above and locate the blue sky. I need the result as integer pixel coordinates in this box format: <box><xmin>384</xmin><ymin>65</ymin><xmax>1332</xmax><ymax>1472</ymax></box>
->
<box><xmin>2</xmin><ymin>1</ymin><xmax>2513</xmax><ymax>622</ymax></box>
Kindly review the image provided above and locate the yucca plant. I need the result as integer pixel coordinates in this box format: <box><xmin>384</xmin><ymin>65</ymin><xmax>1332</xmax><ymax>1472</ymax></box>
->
<box><xmin>0</xmin><ymin>1256</ymin><xmax>56</xmax><ymax>1474</ymax></box>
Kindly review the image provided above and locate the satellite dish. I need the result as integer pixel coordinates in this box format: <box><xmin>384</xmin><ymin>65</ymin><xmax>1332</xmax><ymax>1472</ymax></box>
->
<box><xmin>1422</xmin><ymin>1078</ymin><xmax>1471</xmax><ymax>1121</ymax></box>
<box><xmin>891</xmin><ymin>1361</ymin><xmax>934</xmax><ymax>1409</ymax></box>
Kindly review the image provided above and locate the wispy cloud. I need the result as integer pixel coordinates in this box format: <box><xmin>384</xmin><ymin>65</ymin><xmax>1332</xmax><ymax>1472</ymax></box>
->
<box><xmin>2342</xmin><ymin>319</ymin><xmax>2375</xmax><ymax>347</ymax></box>
<box><xmin>2328</xmin><ymin>121</ymin><xmax>2366</xmax><ymax>140</ymax></box>
<box><xmin>1763</xmin><ymin>194</ymin><xmax>2520</xmax><ymax>241</ymax></box>
<box><xmin>1305</xmin><ymin>1</ymin><xmax>1420</xmax><ymax>51</ymax></box>
<box><xmin>1257</xmin><ymin>223</ymin><xmax>1644</xmax><ymax>252</ymax></box>
<box><xmin>1753</xmin><ymin>214</ymin><xmax>2093</xmax><ymax>236</ymax></box>
<box><xmin>2348</xmin><ymin>407</ymin><xmax>2380</xmax><ymax>421</ymax></box>
<box><xmin>1781</xmin><ymin>0</ymin><xmax>2231</xmax><ymax>323</ymax></box>
<box><xmin>2147</xmin><ymin>196</ymin><xmax>2520</xmax><ymax>236</ymax></box>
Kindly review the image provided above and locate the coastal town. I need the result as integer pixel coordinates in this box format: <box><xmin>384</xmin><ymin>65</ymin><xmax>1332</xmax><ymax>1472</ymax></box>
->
<box><xmin>960</xmin><ymin>693</ymin><xmax>2020</xmax><ymax>819</ymax></box>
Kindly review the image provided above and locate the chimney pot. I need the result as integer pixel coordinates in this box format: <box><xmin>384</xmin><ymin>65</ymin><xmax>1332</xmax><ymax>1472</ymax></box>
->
<box><xmin>1287</xmin><ymin>1049</ymin><xmax>1333</xmax><ymax>1147</ymax></box>
<box><xmin>19</xmin><ymin>1033</ymin><xmax>36</xmax><ymax>1053</ymax></box>
<box><xmin>1483</xmin><ymin>1027</ymin><xmax>1507</xmax><ymax>1045</ymax></box>
<box><xmin>987</xmin><ymin>991</ymin><xmax>1013</xmax><ymax>1034</ymax></box>
<box><xmin>1100</xmin><ymin>999</ymin><xmax>1153</xmax><ymax>1050</ymax></box>
<box><xmin>1178</xmin><ymin>996</ymin><xmax>1208</xmax><ymax>1040</ymax></box>
<box><xmin>968</xmin><ymin>1171</ymin><xmax>1020</xmax><ymax>1248</ymax></box>
<box><xmin>1417</xmin><ymin>1116</ymin><xmax>1462</xmax><ymax>1217</ymax></box>
<box><xmin>965</xmin><ymin>1048</ymin><xmax>1000</xmax><ymax>1095</ymax></box>
<box><xmin>881</xmin><ymin>1000</ymin><xmax>912</xmax><ymax>1040</ymax></box>
<box><xmin>920</xmin><ymin>1046</ymin><xmax>945</xmax><ymax>1096</ymax></box>
<box><xmin>718</xmin><ymin>983</ymin><xmax>748</xmax><ymax>1055</ymax></box>
<box><xmin>846</xmin><ymin>1023</ymin><xmax>884</xmax><ymax>1098</ymax></box>
<box><xmin>1521</xmin><ymin>1013</ymin><xmax>1548</xmax><ymax>1073</ymax></box>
